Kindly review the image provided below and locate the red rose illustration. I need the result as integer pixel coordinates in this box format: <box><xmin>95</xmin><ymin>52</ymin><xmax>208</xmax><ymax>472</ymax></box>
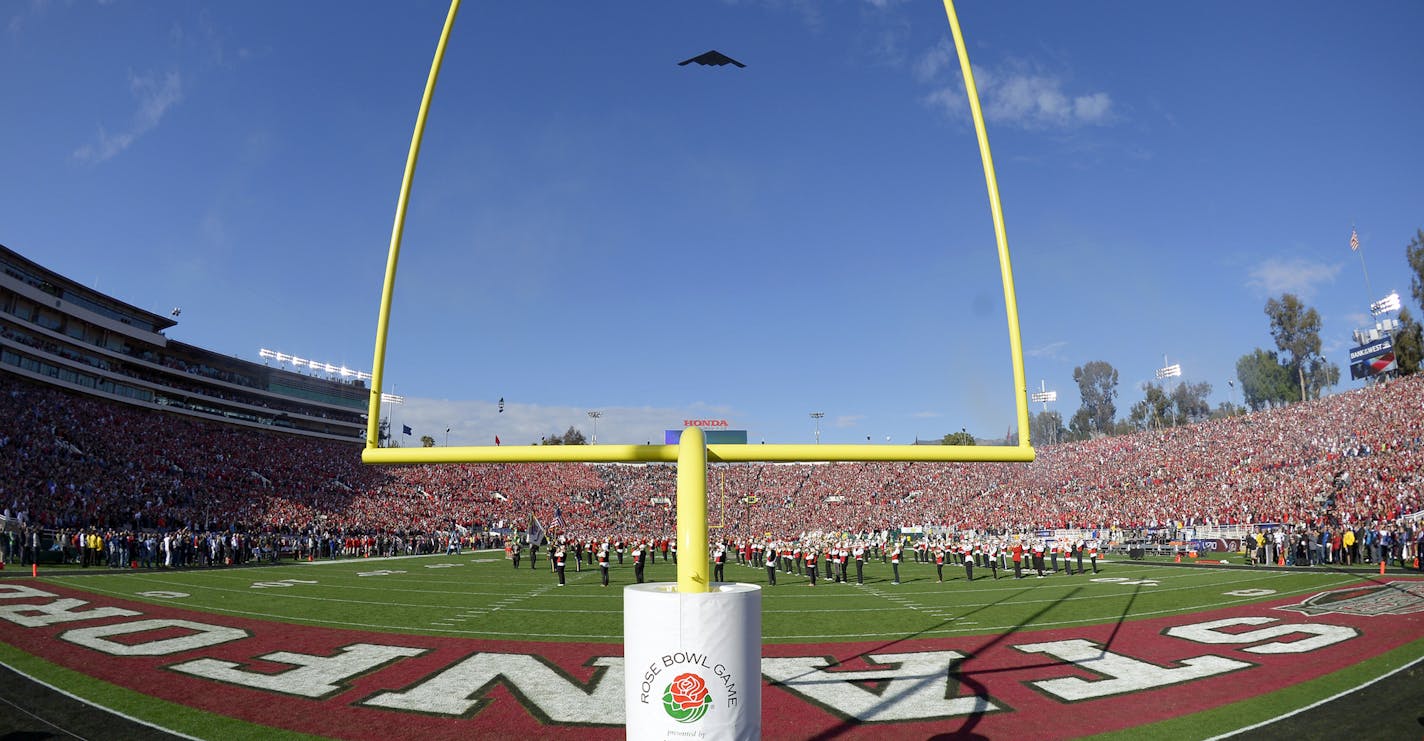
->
<box><xmin>669</xmin><ymin>672</ymin><xmax>709</xmax><ymax>710</ymax></box>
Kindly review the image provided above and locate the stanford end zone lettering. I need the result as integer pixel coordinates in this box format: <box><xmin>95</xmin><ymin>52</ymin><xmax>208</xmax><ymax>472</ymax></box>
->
<box><xmin>0</xmin><ymin>581</ymin><xmax>1420</xmax><ymax>739</ymax></box>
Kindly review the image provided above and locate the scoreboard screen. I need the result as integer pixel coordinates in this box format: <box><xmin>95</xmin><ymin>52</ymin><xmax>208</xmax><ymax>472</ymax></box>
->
<box><xmin>665</xmin><ymin>429</ymin><xmax>749</xmax><ymax>445</ymax></box>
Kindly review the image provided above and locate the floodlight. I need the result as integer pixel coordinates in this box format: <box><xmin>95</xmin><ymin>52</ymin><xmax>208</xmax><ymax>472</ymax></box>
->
<box><xmin>1370</xmin><ymin>292</ymin><xmax>1401</xmax><ymax>316</ymax></box>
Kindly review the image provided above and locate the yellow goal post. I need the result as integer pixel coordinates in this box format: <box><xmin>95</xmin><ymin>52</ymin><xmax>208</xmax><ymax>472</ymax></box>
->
<box><xmin>362</xmin><ymin>0</ymin><xmax>1034</xmax><ymax>594</ymax></box>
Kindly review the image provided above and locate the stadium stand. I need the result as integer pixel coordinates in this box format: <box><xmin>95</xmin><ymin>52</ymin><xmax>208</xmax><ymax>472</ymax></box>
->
<box><xmin>1</xmin><ymin>243</ymin><xmax>1420</xmax><ymax>571</ymax></box>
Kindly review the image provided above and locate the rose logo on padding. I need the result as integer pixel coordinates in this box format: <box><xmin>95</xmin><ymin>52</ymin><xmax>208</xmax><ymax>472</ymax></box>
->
<box><xmin>661</xmin><ymin>672</ymin><xmax>712</xmax><ymax>723</ymax></box>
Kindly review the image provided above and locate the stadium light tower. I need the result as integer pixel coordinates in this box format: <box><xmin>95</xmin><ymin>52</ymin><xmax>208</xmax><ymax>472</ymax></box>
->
<box><xmin>587</xmin><ymin>410</ymin><xmax>602</xmax><ymax>444</ymax></box>
<box><xmin>810</xmin><ymin>412</ymin><xmax>825</xmax><ymax>444</ymax></box>
<box><xmin>259</xmin><ymin>348</ymin><xmax>372</xmax><ymax>382</ymax></box>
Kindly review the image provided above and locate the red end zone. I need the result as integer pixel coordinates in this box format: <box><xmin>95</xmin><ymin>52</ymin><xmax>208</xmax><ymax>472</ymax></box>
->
<box><xmin>1</xmin><ymin>579</ymin><xmax>1421</xmax><ymax>740</ymax></box>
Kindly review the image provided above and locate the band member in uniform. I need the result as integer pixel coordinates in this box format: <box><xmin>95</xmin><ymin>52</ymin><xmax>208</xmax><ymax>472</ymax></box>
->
<box><xmin>987</xmin><ymin>541</ymin><xmax>1000</xmax><ymax>579</ymax></box>
<box><xmin>511</xmin><ymin>538</ymin><xmax>521</xmax><ymax>569</ymax></box>
<box><xmin>554</xmin><ymin>544</ymin><xmax>567</xmax><ymax>586</ymax></box>
<box><xmin>1012</xmin><ymin>541</ymin><xmax>1024</xmax><ymax>579</ymax></box>
<box><xmin>633</xmin><ymin>541</ymin><xmax>646</xmax><ymax>584</ymax></box>
<box><xmin>529</xmin><ymin>539</ymin><xmax>538</xmax><ymax>570</ymax></box>
<box><xmin>713</xmin><ymin>543</ymin><xmax>726</xmax><ymax>582</ymax></box>
<box><xmin>764</xmin><ymin>543</ymin><xmax>778</xmax><ymax>586</ymax></box>
<box><xmin>1089</xmin><ymin>541</ymin><xmax>1099</xmax><ymax>573</ymax></box>
<box><xmin>890</xmin><ymin>543</ymin><xmax>902</xmax><ymax>584</ymax></box>
<box><xmin>1049</xmin><ymin>542</ymin><xmax>1059</xmax><ymax>574</ymax></box>
<box><xmin>805</xmin><ymin>547</ymin><xmax>818</xmax><ymax>586</ymax></box>
<box><xmin>1076</xmin><ymin>539</ymin><xmax>1086</xmax><ymax>574</ymax></box>
<box><xmin>934</xmin><ymin>545</ymin><xmax>945</xmax><ymax>583</ymax></box>
<box><xmin>962</xmin><ymin>541</ymin><xmax>974</xmax><ymax>581</ymax></box>
<box><xmin>1032</xmin><ymin>540</ymin><xmax>1046</xmax><ymax>577</ymax></box>
<box><xmin>598</xmin><ymin>543</ymin><xmax>610</xmax><ymax>587</ymax></box>
<box><xmin>853</xmin><ymin>542</ymin><xmax>866</xmax><ymax>584</ymax></box>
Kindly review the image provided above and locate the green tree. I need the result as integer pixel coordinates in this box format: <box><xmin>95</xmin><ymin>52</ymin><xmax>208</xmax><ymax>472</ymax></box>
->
<box><xmin>1235</xmin><ymin>348</ymin><xmax>1294</xmax><ymax>410</ymax></box>
<box><xmin>420</xmin><ymin>435</ymin><xmax>435</xmax><ymax>448</ymax></box>
<box><xmin>1210</xmin><ymin>401</ymin><xmax>1244</xmax><ymax>420</ymax></box>
<box><xmin>1264</xmin><ymin>293</ymin><xmax>1335</xmax><ymax>401</ymax></box>
<box><xmin>541</xmin><ymin>426</ymin><xmax>588</xmax><ymax>445</ymax></box>
<box><xmin>1406</xmin><ymin>228</ymin><xmax>1424</xmax><ymax>310</ymax></box>
<box><xmin>941</xmin><ymin>429</ymin><xmax>976</xmax><ymax>446</ymax></box>
<box><xmin>1128</xmin><ymin>383</ymin><xmax>1173</xmax><ymax>430</ymax></box>
<box><xmin>1029</xmin><ymin>410</ymin><xmax>1065</xmax><ymax>446</ymax></box>
<box><xmin>1170</xmin><ymin>380</ymin><xmax>1213</xmax><ymax>424</ymax></box>
<box><xmin>1394</xmin><ymin>306</ymin><xmax>1423</xmax><ymax>375</ymax></box>
<box><xmin>1072</xmin><ymin>360</ymin><xmax>1119</xmax><ymax>435</ymax></box>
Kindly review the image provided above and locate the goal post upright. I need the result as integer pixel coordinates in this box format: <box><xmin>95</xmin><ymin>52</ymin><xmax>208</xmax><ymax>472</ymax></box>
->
<box><xmin>361</xmin><ymin>1</ymin><xmax>1032</xmax><ymax>736</ymax></box>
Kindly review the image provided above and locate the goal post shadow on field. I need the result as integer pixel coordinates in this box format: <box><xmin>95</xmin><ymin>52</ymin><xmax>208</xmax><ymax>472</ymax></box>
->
<box><xmin>360</xmin><ymin>1</ymin><xmax>1033</xmax><ymax>737</ymax></box>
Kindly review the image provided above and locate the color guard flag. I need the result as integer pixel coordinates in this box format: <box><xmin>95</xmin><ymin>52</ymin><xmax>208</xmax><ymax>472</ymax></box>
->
<box><xmin>495</xmin><ymin>435</ymin><xmax>501</xmax><ymax>446</ymax></box>
<box><xmin>402</xmin><ymin>424</ymin><xmax>412</xmax><ymax>436</ymax></box>
<box><xmin>1350</xmin><ymin>228</ymin><xmax>1360</xmax><ymax>252</ymax></box>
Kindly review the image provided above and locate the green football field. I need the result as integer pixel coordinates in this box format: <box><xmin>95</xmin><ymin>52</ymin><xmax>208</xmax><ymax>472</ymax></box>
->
<box><xmin>4</xmin><ymin>551</ymin><xmax>1422</xmax><ymax>740</ymax></box>
<box><xmin>23</xmin><ymin>550</ymin><xmax>1393</xmax><ymax>642</ymax></box>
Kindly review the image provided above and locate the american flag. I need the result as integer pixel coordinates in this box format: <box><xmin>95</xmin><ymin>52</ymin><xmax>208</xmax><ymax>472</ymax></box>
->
<box><xmin>1350</xmin><ymin>228</ymin><xmax>1360</xmax><ymax>252</ymax></box>
<box><xmin>552</xmin><ymin>507</ymin><xmax>564</xmax><ymax>529</ymax></box>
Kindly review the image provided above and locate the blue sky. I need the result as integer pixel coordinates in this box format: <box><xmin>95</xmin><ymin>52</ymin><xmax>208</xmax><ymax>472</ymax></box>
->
<box><xmin>4</xmin><ymin>1</ymin><xmax>1423</xmax><ymax>447</ymax></box>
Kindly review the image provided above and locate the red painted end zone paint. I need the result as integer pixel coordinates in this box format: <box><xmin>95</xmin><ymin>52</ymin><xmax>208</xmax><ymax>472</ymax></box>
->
<box><xmin>0</xmin><ymin>579</ymin><xmax>1420</xmax><ymax>740</ymax></box>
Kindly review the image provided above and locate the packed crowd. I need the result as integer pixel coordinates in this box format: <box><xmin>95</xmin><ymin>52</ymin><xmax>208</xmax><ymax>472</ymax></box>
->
<box><xmin>2</xmin><ymin>370</ymin><xmax>1421</xmax><ymax>563</ymax></box>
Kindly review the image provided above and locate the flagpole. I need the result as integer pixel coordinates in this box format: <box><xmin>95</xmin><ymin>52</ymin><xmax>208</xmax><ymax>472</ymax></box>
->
<box><xmin>1352</xmin><ymin>224</ymin><xmax>1374</xmax><ymax>308</ymax></box>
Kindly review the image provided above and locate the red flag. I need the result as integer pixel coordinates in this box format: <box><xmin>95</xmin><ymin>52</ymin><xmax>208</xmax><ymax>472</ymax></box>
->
<box><xmin>495</xmin><ymin>435</ymin><xmax>501</xmax><ymax>446</ymax></box>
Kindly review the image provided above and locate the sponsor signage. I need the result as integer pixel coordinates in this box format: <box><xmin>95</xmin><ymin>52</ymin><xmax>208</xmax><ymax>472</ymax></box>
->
<box><xmin>682</xmin><ymin>419</ymin><xmax>730</xmax><ymax>428</ymax></box>
<box><xmin>1348</xmin><ymin>337</ymin><xmax>1396</xmax><ymax>379</ymax></box>
<box><xmin>1</xmin><ymin>580</ymin><xmax>1421</xmax><ymax>739</ymax></box>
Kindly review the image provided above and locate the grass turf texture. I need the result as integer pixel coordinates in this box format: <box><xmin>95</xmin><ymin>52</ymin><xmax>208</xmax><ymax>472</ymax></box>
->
<box><xmin>4</xmin><ymin>550</ymin><xmax>1421</xmax><ymax>739</ymax></box>
<box><xmin>25</xmin><ymin>551</ymin><xmax>1394</xmax><ymax>643</ymax></box>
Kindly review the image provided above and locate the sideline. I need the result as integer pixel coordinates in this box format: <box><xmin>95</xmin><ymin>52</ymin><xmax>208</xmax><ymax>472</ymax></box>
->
<box><xmin>0</xmin><ymin>659</ymin><xmax>196</xmax><ymax>740</ymax></box>
<box><xmin>1206</xmin><ymin>652</ymin><xmax>1424</xmax><ymax>740</ymax></box>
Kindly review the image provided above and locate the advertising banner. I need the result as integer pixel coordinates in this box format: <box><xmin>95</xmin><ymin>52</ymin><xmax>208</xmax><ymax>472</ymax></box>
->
<box><xmin>1348</xmin><ymin>338</ymin><xmax>1395</xmax><ymax>379</ymax></box>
